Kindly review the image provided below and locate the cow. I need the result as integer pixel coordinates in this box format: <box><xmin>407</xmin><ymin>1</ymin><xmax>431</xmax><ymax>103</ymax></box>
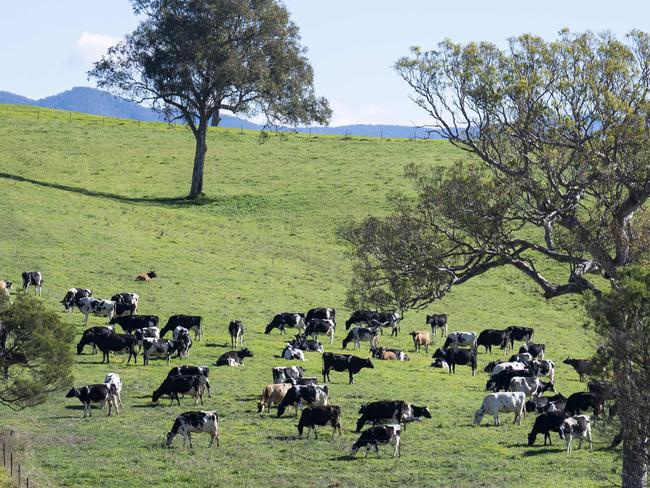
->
<box><xmin>322</xmin><ymin>352</ymin><xmax>373</xmax><ymax>384</ymax></box>
<box><xmin>345</xmin><ymin>310</ymin><xmax>377</xmax><ymax>329</ymax></box>
<box><xmin>443</xmin><ymin>331</ymin><xmax>478</xmax><ymax>349</ymax></box>
<box><xmin>426</xmin><ymin>313</ymin><xmax>448</xmax><ymax>338</ymax></box>
<box><xmin>505</xmin><ymin>326</ymin><xmax>534</xmax><ymax>349</ymax></box>
<box><xmin>490</xmin><ymin>361</ymin><xmax>529</xmax><ymax>376</ymax></box>
<box><xmin>431</xmin><ymin>358</ymin><xmax>450</xmax><ymax>371</ymax></box>
<box><xmin>161</xmin><ymin>315</ymin><xmax>202</xmax><ymax>341</ymax></box>
<box><xmin>272</xmin><ymin>366</ymin><xmax>305</xmax><ymax>384</ymax></box>
<box><xmin>371</xmin><ymin>312</ymin><xmax>401</xmax><ymax>336</ymax></box>
<box><xmin>133</xmin><ymin>327</ymin><xmax>160</xmax><ymax>352</ymax></box>
<box><xmin>152</xmin><ymin>375</ymin><xmax>207</xmax><ymax>405</ymax></box>
<box><xmin>509</xmin><ymin>353</ymin><xmax>533</xmax><ymax>362</ymax></box>
<box><xmin>587</xmin><ymin>380</ymin><xmax>616</xmax><ymax>401</ymax></box>
<box><xmin>113</xmin><ymin>302</ymin><xmax>137</xmax><ymax>317</ymax></box>
<box><xmin>563</xmin><ymin>357</ymin><xmax>593</xmax><ymax>382</ymax></box>
<box><xmin>560</xmin><ymin>415</ymin><xmax>593</xmax><ymax>453</ymax></box>
<box><xmin>276</xmin><ymin>384</ymin><xmax>329</xmax><ymax>417</ymax></box>
<box><xmin>350</xmin><ymin>425</ymin><xmax>401</xmax><ymax>458</ymax></box>
<box><xmin>110</xmin><ymin>293</ymin><xmax>139</xmax><ymax>314</ymax></box>
<box><xmin>525</xmin><ymin>393</ymin><xmax>567</xmax><ymax>414</ymax></box>
<box><xmin>109</xmin><ymin>315</ymin><xmax>159</xmax><ymax>334</ymax></box>
<box><xmin>228</xmin><ymin>320</ymin><xmax>244</xmax><ymax>348</ymax></box>
<box><xmin>476</xmin><ymin>329</ymin><xmax>510</xmax><ymax>354</ymax></box>
<box><xmin>104</xmin><ymin>373</ymin><xmax>124</xmax><ymax>409</ymax></box>
<box><xmin>527</xmin><ymin>411</ymin><xmax>568</xmax><ymax>446</ymax></box>
<box><xmin>165</xmin><ymin>411</ymin><xmax>219</xmax><ymax>448</ymax></box>
<box><xmin>432</xmin><ymin>347</ymin><xmax>477</xmax><ymax>375</ymax></box>
<box><xmin>142</xmin><ymin>338</ymin><xmax>180</xmax><ymax>365</ymax></box>
<box><xmin>356</xmin><ymin>400</ymin><xmax>431</xmax><ymax>432</ymax></box>
<box><xmin>509</xmin><ymin>376</ymin><xmax>555</xmax><ymax>398</ymax></box>
<box><xmin>76</xmin><ymin>297</ymin><xmax>116</xmax><ymax>325</ymax></box>
<box><xmin>305</xmin><ymin>318</ymin><xmax>335</xmax><ymax>344</ymax></box>
<box><xmin>410</xmin><ymin>331</ymin><xmax>431</xmax><ymax>353</ymax></box>
<box><xmin>215</xmin><ymin>348</ymin><xmax>253</xmax><ymax>367</ymax></box>
<box><xmin>66</xmin><ymin>383</ymin><xmax>118</xmax><ymax>417</ymax></box>
<box><xmin>21</xmin><ymin>271</ymin><xmax>43</xmax><ymax>295</ymax></box>
<box><xmin>78</xmin><ymin>333</ymin><xmax>137</xmax><ymax>364</ymax></box>
<box><xmin>484</xmin><ymin>359</ymin><xmax>504</xmax><ymax>374</ymax></box>
<box><xmin>289</xmin><ymin>335</ymin><xmax>323</xmax><ymax>353</ymax></box>
<box><xmin>529</xmin><ymin>359</ymin><xmax>556</xmax><ymax>383</ymax></box>
<box><xmin>342</xmin><ymin>327</ymin><xmax>379</xmax><ymax>350</ymax></box>
<box><xmin>565</xmin><ymin>392</ymin><xmax>604</xmax><ymax>419</ymax></box>
<box><xmin>370</xmin><ymin>346</ymin><xmax>409</xmax><ymax>361</ymax></box>
<box><xmin>167</xmin><ymin>365</ymin><xmax>212</xmax><ymax>397</ymax></box>
<box><xmin>306</xmin><ymin>308</ymin><xmax>336</xmax><ymax>324</ymax></box>
<box><xmin>282</xmin><ymin>343</ymin><xmax>306</xmax><ymax>361</ymax></box>
<box><xmin>0</xmin><ymin>281</ymin><xmax>11</xmax><ymax>304</ymax></box>
<box><xmin>473</xmin><ymin>392</ymin><xmax>526</xmax><ymax>426</ymax></box>
<box><xmin>297</xmin><ymin>405</ymin><xmax>342</xmax><ymax>439</ymax></box>
<box><xmin>173</xmin><ymin>327</ymin><xmax>193</xmax><ymax>359</ymax></box>
<box><xmin>76</xmin><ymin>326</ymin><xmax>114</xmax><ymax>355</ymax></box>
<box><xmin>61</xmin><ymin>288</ymin><xmax>92</xmax><ymax>312</ymax></box>
<box><xmin>258</xmin><ymin>383</ymin><xmax>292</xmax><ymax>413</ymax></box>
<box><xmin>135</xmin><ymin>271</ymin><xmax>157</xmax><ymax>282</ymax></box>
<box><xmin>486</xmin><ymin>368</ymin><xmax>534</xmax><ymax>392</ymax></box>
<box><xmin>519</xmin><ymin>342</ymin><xmax>545</xmax><ymax>359</ymax></box>
<box><xmin>265</xmin><ymin>313</ymin><xmax>305</xmax><ymax>335</ymax></box>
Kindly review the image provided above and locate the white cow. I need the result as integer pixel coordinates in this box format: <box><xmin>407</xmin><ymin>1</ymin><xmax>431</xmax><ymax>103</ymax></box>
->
<box><xmin>560</xmin><ymin>415</ymin><xmax>592</xmax><ymax>453</ymax></box>
<box><xmin>508</xmin><ymin>376</ymin><xmax>555</xmax><ymax>398</ymax></box>
<box><xmin>76</xmin><ymin>297</ymin><xmax>116</xmax><ymax>325</ymax></box>
<box><xmin>104</xmin><ymin>373</ymin><xmax>123</xmax><ymax>409</ymax></box>
<box><xmin>491</xmin><ymin>361</ymin><xmax>528</xmax><ymax>376</ymax></box>
<box><xmin>444</xmin><ymin>331</ymin><xmax>478</xmax><ymax>349</ymax></box>
<box><xmin>473</xmin><ymin>392</ymin><xmax>526</xmax><ymax>426</ymax></box>
<box><xmin>282</xmin><ymin>344</ymin><xmax>306</xmax><ymax>361</ymax></box>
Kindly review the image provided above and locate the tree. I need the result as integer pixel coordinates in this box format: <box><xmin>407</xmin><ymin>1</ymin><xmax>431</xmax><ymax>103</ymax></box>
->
<box><xmin>90</xmin><ymin>0</ymin><xmax>331</xmax><ymax>199</ymax></box>
<box><xmin>342</xmin><ymin>30</ymin><xmax>650</xmax><ymax>312</ymax></box>
<box><xmin>0</xmin><ymin>294</ymin><xmax>74</xmax><ymax>410</ymax></box>
<box><xmin>587</xmin><ymin>267</ymin><xmax>650</xmax><ymax>488</ymax></box>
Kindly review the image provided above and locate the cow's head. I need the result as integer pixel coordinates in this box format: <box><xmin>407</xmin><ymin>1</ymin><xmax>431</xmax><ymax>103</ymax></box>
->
<box><xmin>412</xmin><ymin>405</ymin><xmax>431</xmax><ymax>419</ymax></box>
<box><xmin>147</xmin><ymin>271</ymin><xmax>157</xmax><ymax>278</ymax></box>
<box><xmin>4</xmin><ymin>281</ymin><xmax>12</xmax><ymax>290</ymax></box>
<box><xmin>432</xmin><ymin>348</ymin><xmax>446</xmax><ymax>359</ymax></box>
<box><xmin>240</xmin><ymin>348</ymin><xmax>253</xmax><ymax>358</ymax></box>
<box><xmin>264</xmin><ymin>322</ymin><xmax>275</xmax><ymax>334</ymax></box>
<box><xmin>472</xmin><ymin>407</ymin><xmax>485</xmax><ymax>425</ymax></box>
<box><xmin>65</xmin><ymin>388</ymin><xmax>79</xmax><ymax>398</ymax></box>
<box><xmin>361</xmin><ymin>358</ymin><xmax>374</xmax><ymax>369</ymax></box>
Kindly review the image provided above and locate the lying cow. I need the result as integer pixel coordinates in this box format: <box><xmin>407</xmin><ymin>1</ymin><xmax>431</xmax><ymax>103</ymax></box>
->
<box><xmin>473</xmin><ymin>392</ymin><xmax>526</xmax><ymax>426</ymax></box>
<box><xmin>322</xmin><ymin>352</ymin><xmax>373</xmax><ymax>384</ymax></box>
<box><xmin>258</xmin><ymin>383</ymin><xmax>292</xmax><ymax>413</ymax></box>
<box><xmin>277</xmin><ymin>384</ymin><xmax>329</xmax><ymax>417</ymax></box>
<box><xmin>165</xmin><ymin>411</ymin><xmax>219</xmax><ymax>448</ymax></box>
<box><xmin>342</xmin><ymin>327</ymin><xmax>378</xmax><ymax>350</ymax></box>
<box><xmin>350</xmin><ymin>425</ymin><xmax>401</xmax><ymax>458</ymax></box>
<box><xmin>215</xmin><ymin>348</ymin><xmax>253</xmax><ymax>367</ymax></box>
<box><xmin>135</xmin><ymin>270</ymin><xmax>157</xmax><ymax>282</ymax></box>
<box><xmin>282</xmin><ymin>343</ymin><xmax>306</xmax><ymax>361</ymax></box>
<box><xmin>265</xmin><ymin>313</ymin><xmax>305</xmax><ymax>334</ymax></box>
<box><xmin>66</xmin><ymin>383</ymin><xmax>118</xmax><ymax>417</ymax></box>
<box><xmin>297</xmin><ymin>405</ymin><xmax>342</xmax><ymax>439</ymax></box>
<box><xmin>370</xmin><ymin>346</ymin><xmax>409</xmax><ymax>361</ymax></box>
<box><xmin>356</xmin><ymin>400</ymin><xmax>431</xmax><ymax>431</ymax></box>
<box><xmin>289</xmin><ymin>335</ymin><xmax>323</xmax><ymax>353</ymax></box>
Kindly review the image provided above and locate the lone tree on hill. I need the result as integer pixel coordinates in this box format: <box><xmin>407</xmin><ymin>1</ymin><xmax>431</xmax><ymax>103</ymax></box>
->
<box><xmin>342</xmin><ymin>30</ymin><xmax>650</xmax><ymax>312</ymax></box>
<box><xmin>0</xmin><ymin>294</ymin><xmax>74</xmax><ymax>410</ymax></box>
<box><xmin>90</xmin><ymin>0</ymin><xmax>331</xmax><ymax>199</ymax></box>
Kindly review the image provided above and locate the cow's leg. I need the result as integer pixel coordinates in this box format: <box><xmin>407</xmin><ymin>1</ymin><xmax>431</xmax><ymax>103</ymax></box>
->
<box><xmin>394</xmin><ymin>438</ymin><xmax>400</xmax><ymax>457</ymax></box>
<box><xmin>494</xmin><ymin>413</ymin><xmax>499</xmax><ymax>426</ymax></box>
<box><xmin>313</xmin><ymin>426</ymin><xmax>318</xmax><ymax>439</ymax></box>
<box><xmin>187</xmin><ymin>433</ymin><xmax>193</xmax><ymax>448</ymax></box>
<box><xmin>175</xmin><ymin>393</ymin><xmax>181</xmax><ymax>406</ymax></box>
<box><xmin>349</xmin><ymin>371</ymin><xmax>354</xmax><ymax>384</ymax></box>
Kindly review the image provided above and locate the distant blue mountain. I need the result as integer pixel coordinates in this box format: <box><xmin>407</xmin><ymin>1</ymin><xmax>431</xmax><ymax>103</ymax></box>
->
<box><xmin>0</xmin><ymin>87</ymin><xmax>441</xmax><ymax>139</ymax></box>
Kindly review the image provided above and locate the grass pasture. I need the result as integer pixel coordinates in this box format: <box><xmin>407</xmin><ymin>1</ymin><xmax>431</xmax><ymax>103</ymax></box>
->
<box><xmin>0</xmin><ymin>105</ymin><xmax>619</xmax><ymax>487</ymax></box>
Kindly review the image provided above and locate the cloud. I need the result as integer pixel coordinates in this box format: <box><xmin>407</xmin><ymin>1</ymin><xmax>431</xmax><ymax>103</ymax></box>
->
<box><xmin>70</xmin><ymin>32</ymin><xmax>121</xmax><ymax>66</ymax></box>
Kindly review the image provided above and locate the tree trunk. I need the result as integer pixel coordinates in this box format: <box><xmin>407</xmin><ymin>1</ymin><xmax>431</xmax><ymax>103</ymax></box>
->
<box><xmin>188</xmin><ymin>119</ymin><xmax>208</xmax><ymax>199</ymax></box>
<box><xmin>210</xmin><ymin>108</ymin><xmax>221</xmax><ymax>127</ymax></box>
<box><xmin>622</xmin><ymin>433</ymin><xmax>647</xmax><ymax>487</ymax></box>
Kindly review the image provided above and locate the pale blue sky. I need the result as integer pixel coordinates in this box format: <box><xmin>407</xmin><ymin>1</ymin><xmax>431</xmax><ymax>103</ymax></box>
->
<box><xmin>1</xmin><ymin>1</ymin><xmax>648</xmax><ymax>125</ymax></box>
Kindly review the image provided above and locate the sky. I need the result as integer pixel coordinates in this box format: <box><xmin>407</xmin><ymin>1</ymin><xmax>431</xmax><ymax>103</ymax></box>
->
<box><xmin>1</xmin><ymin>0</ymin><xmax>649</xmax><ymax>126</ymax></box>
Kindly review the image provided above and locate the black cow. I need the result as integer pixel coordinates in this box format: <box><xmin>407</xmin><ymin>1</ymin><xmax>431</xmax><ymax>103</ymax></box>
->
<box><xmin>76</xmin><ymin>326</ymin><xmax>114</xmax><ymax>355</ymax></box>
<box><xmin>306</xmin><ymin>308</ymin><xmax>336</xmax><ymax>324</ymax></box>
<box><xmin>476</xmin><ymin>329</ymin><xmax>510</xmax><ymax>354</ymax></box>
<box><xmin>485</xmin><ymin>368</ymin><xmax>534</xmax><ymax>392</ymax></box>
<box><xmin>167</xmin><ymin>365</ymin><xmax>212</xmax><ymax>396</ymax></box>
<box><xmin>505</xmin><ymin>326</ymin><xmax>534</xmax><ymax>349</ymax></box>
<box><xmin>563</xmin><ymin>358</ymin><xmax>593</xmax><ymax>382</ymax></box>
<box><xmin>109</xmin><ymin>315</ymin><xmax>159</xmax><ymax>334</ymax></box>
<box><xmin>228</xmin><ymin>320</ymin><xmax>244</xmax><ymax>348</ymax></box>
<box><xmin>321</xmin><ymin>352</ymin><xmax>373</xmax><ymax>384</ymax></box>
<box><xmin>78</xmin><ymin>333</ymin><xmax>137</xmax><ymax>364</ymax></box>
<box><xmin>426</xmin><ymin>313</ymin><xmax>448</xmax><ymax>338</ymax></box>
<box><xmin>519</xmin><ymin>342</ymin><xmax>545</xmax><ymax>359</ymax></box>
<box><xmin>152</xmin><ymin>375</ymin><xmax>207</xmax><ymax>405</ymax></box>
<box><xmin>432</xmin><ymin>348</ymin><xmax>477</xmax><ymax>375</ymax></box>
<box><xmin>265</xmin><ymin>313</ymin><xmax>305</xmax><ymax>335</ymax></box>
<box><xmin>297</xmin><ymin>405</ymin><xmax>342</xmax><ymax>439</ymax></box>
<box><xmin>142</xmin><ymin>338</ymin><xmax>180</xmax><ymax>365</ymax></box>
<box><xmin>587</xmin><ymin>380</ymin><xmax>616</xmax><ymax>401</ymax></box>
<box><xmin>110</xmin><ymin>293</ymin><xmax>139</xmax><ymax>314</ymax></box>
<box><xmin>161</xmin><ymin>315</ymin><xmax>202</xmax><ymax>340</ymax></box>
<box><xmin>215</xmin><ymin>348</ymin><xmax>253</xmax><ymax>367</ymax></box>
<box><xmin>289</xmin><ymin>334</ymin><xmax>323</xmax><ymax>352</ymax></box>
<box><xmin>66</xmin><ymin>383</ymin><xmax>118</xmax><ymax>417</ymax></box>
<box><xmin>565</xmin><ymin>392</ymin><xmax>604</xmax><ymax>418</ymax></box>
<box><xmin>276</xmin><ymin>384</ymin><xmax>329</xmax><ymax>417</ymax></box>
<box><xmin>528</xmin><ymin>411</ymin><xmax>568</xmax><ymax>446</ymax></box>
<box><xmin>114</xmin><ymin>302</ymin><xmax>137</xmax><ymax>317</ymax></box>
<box><xmin>356</xmin><ymin>400</ymin><xmax>431</xmax><ymax>431</ymax></box>
<box><xmin>350</xmin><ymin>425</ymin><xmax>401</xmax><ymax>458</ymax></box>
<box><xmin>345</xmin><ymin>310</ymin><xmax>377</xmax><ymax>329</ymax></box>
<box><xmin>61</xmin><ymin>288</ymin><xmax>92</xmax><ymax>312</ymax></box>
<box><xmin>21</xmin><ymin>271</ymin><xmax>43</xmax><ymax>295</ymax></box>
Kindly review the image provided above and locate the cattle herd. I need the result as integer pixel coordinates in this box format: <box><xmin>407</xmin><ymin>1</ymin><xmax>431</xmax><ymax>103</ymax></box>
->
<box><xmin>0</xmin><ymin>271</ymin><xmax>616</xmax><ymax>457</ymax></box>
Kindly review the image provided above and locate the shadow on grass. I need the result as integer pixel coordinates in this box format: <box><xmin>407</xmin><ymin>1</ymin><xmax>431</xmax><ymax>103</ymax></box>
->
<box><xmin>522</xmin><ymin>447</ymin><xmax>559</xmax><ymax>456</ymax></box>
<box><xmin>204</xmin><ymin>343</ymin><xmax>229</xmax><ymax>348</ymax></box>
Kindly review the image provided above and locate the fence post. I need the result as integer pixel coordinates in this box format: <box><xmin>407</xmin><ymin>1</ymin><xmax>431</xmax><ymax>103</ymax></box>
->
<box><xmin>17</xmin><ymin>463</ymin><xmax>20</xmax><ymax>486</ymax></box>
<box><xmin>10</xmin><ymin>451</ymin><xmax>13</xmax><ymax>477</ymax></box>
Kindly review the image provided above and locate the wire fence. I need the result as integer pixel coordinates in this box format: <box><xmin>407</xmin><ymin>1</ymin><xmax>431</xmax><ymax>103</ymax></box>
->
<box><xmin>0</xmin><ymin>436</ymin><xmax>37</xmax><ymax>488</ymax></box>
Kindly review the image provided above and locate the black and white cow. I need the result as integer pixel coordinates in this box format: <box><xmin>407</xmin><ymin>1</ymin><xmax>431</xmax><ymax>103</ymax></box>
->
<box><xmin>61</xmin><ymin>288</ymin><xmax>92</xmax><ymax>312</ymax></box>
<box><xmin>297</xmin><ymin>405</ymin><xmax>342</xmax><ymax>439</ymax></box>
<box><xmin>426</xmin><ymin>313</ymin><xmax>448</xmax><ymax>338</ymax></box>
<box><xmin>165</xmin><ymin>411</ymin><xmax>219</xmax><ymax>448</ymax></box>
<box><xmin>305</xmin><ymin>318</ymin><xmax>335</xmax><ymax>344</ymax></box>
<box><xmin>289</xmin><ymin>335</ymin><xmax>323</xmax><ymax>352</ymax></box>
<box><xmin>114</xmin><ymin>302</ymin><xmax>137</xmax><ymax>317</ymax></box>
<box><xmin>432</xmin><ymin>347</ymin><xmax>477</xmax><ymax>375</ymax></box>
<box><xmin>76</xmin><ymin>297</ymin><xmax>116</xmax><ymax>325</ymax></box>
<box><xmin>476</xmin><ymin>329</ymin><xmax>510</xmax><ymax>354</ymax></box>
<box><xmin>281</xmin><ymin>343</ymin><xmax>306</xmax><ymax>361</ymax></box>
<box><xmin>356</xmin><ymin>400</ymin><xmax>431</xmax><ymax>431</ymax></box>
<box><xmin>345</xmin><ymin>310</ymin><xmax>378</xmax><ymax>329</ymax></box>
<box><xmin>173</xmin><ymin>326</ymin><xmax>193</xmax><ymax>358</ymax></box>
<box><xmin>104</xmin><ymin>373</ymin><xmax>123</xmax><ymax>409</ymax></box>
<box><xmin>161</xmin><ymin>315</ymin><xmax>202</xmax><ymax>340</ymax></box>
<box><xmin>350</xmin><ymin>425</ymin><xmax>401</xmax><ymax>458</ymax></box>
<box><xmin>528</xmin><ymin>411</ymin><xmax>567</xmax><ymax>446</ymax></box>
<box><xmin>443</xmin><ymin>331</ymin><xmax>478</xmax><ymax>349</ymax></box>
<box><xmin>272</xmin><ymin>366</ymin><xmax>305</xmax><ymax>384</ymax></box>
<box><xmin>133</xmin><ymin>327</ymin><xmax>160</xmax><ymax>352</ymax></box>
<box><xmin>322</xmin><ymin>352</ymin><xmax>374</xmax><ymax>384</ymax></box>
<box><xmin>152</xmin><ymin>375</ymin><xmax>207</xmax><ymax>405</ymax></box>
<box><xmin>109</xmin><ymin>315</ymin><xmax>159</xmax><ymax>334</ymax></box>
<box><xmin>485</xmin><ymin>368</ymin><xmax>534</xmax><ymax>392</ymax></box>
<box><xmin>306</xmin><ymin>308</ymin><xmax>336</xmax><ymax>325</ymax></box>
<box><xmin>215</xmin><ymin>348</ymin><xmax>253</xmax><ymax>367</ymax></box>
<box><xmin>370</xmin><ymin>346</ymin><xmax>410</xmax><ymax>361</ymax></box>
<box><xmin>228</xmin><ymin>320</ymin><xmax>244</xmax><ymax>348</ymax></box>
<box><xmin>276</xmin><ymin>384</ymin><xmax>329</xmax><ymax>417</ymax></box>
<box><xmin>66</xmin><ymin>383</ymin><xmax>118</xmax><ymax>417</ymax></box>
<box><xmin>77</xmin><ymin>333</ymin><xmax>137</xmax><ymax>364</ymax></box>
<box><xmin>560</xmin><ymin>415</ymin><xmax>593</xmax><ymax>453</ymax></box>
<box><xmin>142</xmin><ymin>338</ymin><xmax>180</xmax><ymax>365</ymax></box>
<box><xmin>519</xmin><ymin>342</ymin><xmax>545</xmax><ymax>359</ymax></box>
<box><xmin>76</xmin><ymin>326</ymin><xmax>114</xmax><ymax>355</ymax></box>
<box><xmin>505</xmin><ymin>326</ymin><xmax>535</xmax><ymax>349</ymax></box>
<box><xmin>265</xmin><ymin>313</ymin><xmax>305</xmax><ymax>335</ymax></box>
<box><xmin>371</xmin><ymin>312</ymin><xmax>402</xmax><ymax>336</ymax></box>
<box><xmin>110</xmin><ymin>293</ymin><xmax>139</xmax><ymax>313</ymax></box>
<box><xmin>342</xmin><ymin>327</ymin><xmax>379</xmax><ymax>350</ymax></box>
<box><xmin>167</xmin><ymin>365</ymin><xmax>212</xmax><ymax>397</ymax></box>
<box><xmin>21</xmin><ymin>271</ymin><xmax>43</xmax><ymax>295</ymax></box>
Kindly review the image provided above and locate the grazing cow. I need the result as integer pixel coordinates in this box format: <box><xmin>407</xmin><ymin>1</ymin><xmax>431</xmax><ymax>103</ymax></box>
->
<box><xmin>135</xmin><ymin>270</ymin><xmax>157</xmax><ymax>282</ymax></box>
<box><xmin>104</xmin><ymin>373</ymin><xmax>124</xmax><ymax>409</ymax></box>
<box><xmin>525</xmin><ymin>393</ymin><xmax>567</xmax><ymax>413</ymax></box>
<box><xmin>370</xmin><ymin>346</ymin><xmax>409</xmax><ymax>361</ymax></box>
<box><xmin>486</xmin><ymin>368</ymin><xmax>534</xmax><ymax>392</ymax></box>
<box><xmin>277</xmin><ymin>384</ymin><xmax>329</xmax><ymax>417</ymax></box>
<box><xmin>167</xmin><ymin>365</ymin><xmax>212</xmax><ymax>397</ymax></box>
<box><xmin>0</xmin><ymin>281</ymin><xmax>11</xmax><ymax>304</ymax></box>
<box><xmin>21</xmin><ymin>271</ymin><xmax>43</xmax><ymax>295</ymax></box>
<box><xmin>152</xmin><ymin>375</ymin><xmax>207</xmax><ymax>405</ymax></box>
<box><xmin>342</xmin><ymin>327</ymin><xmax>379</xmax><ymax>350</ymax></box>
<box><xmin>476</xmin><ymin>329</ymin><xmax>510</xmax><ymax>354</ymax></box>
<box><xmin>110</xmin><ymin>293</ymin><xmax>139</xmax><ymax>314</ymax></box>
<box><xmin>431</xmin><ymin>358</ymin><xmax>450</xmax><ymax>371</ymax></box>
<box><xmin>491</xmin><ymin>361</ymin><xmax>529</xmax><ymax>376</ymax></box>
<box><xmin>228</xmin><ymin>320</ymin><xmax>244</xmax><ymax>348</ymax></box>
<box><xmin>66</xmin><ymin>383</ymin><xmax>118</xmax><ymax>417</ymax></box>
<box><xmin>350</xmin><ymin>425</ymin><xmax>401</xmax><ymax>458</ymax></box>
<box><xmin>322</xmin><ymin>352</ymin><xmax>374</xmax><ymax>384</ymax></box>
<box><xmin>356</xmin><ymin>400</ymin><xmax>431</xmax><ymax>431</ymax></box>
<box><xmin>272</xmin><ymin>366</ymin><xmax>305</xmax><ymax>384</ymax></box>
<box><xmin>432</xmin><ymin>347</ymin><xmax>477</xmax><ymax>375</ymax></box>
<box><xmin>541</xmin><ymin>397</ymin><xmax>568</xmax><ymax>414</ymax></box>
<box><xmin>565</xmin><ymin>392</ymin><xmax>604</xmax><ymax>418</ymax></box>
<box><xmin>443</xmin><ymin>331</ymin><xmax>478</xmax><ymax>349</ymax></box>
<box><xmin>306</xmin><ymin>308</ymin><xmax>336</xmax><ymax>324</ymax></box>
<box><xmin>529</xmin><ymin>359</ymin><xmax>556</xmax><ymax>383</ymax></box>
<box><xmin>345</xmin><ymin>310</ymin><xmax>378</xmax><ymax>329</ymax></box>
<box><xmin>161</xmin><ymin>315</ymin><xmax>202</xmax><ymax>341</ymax></box>
<box><xmin>173</xmin><ymin>327</ymin><xmax>193</xmax><ymax>358</ymax></box>
<box><xmin>560</xmin><ymin>415</ymin><xmax>593</xmax><ymax>453</ymax></box>
<box><xmin>473</xmin><ymin>392</ymin><xmax>526</xmax><ymax>426</ymax></box>
<box><xmin>133</xmin><ymin>327</ymin><xmax>160</xmax><ymax>352</ymax></box>
<box><xmin>215</xmin><ymin>348</ymin><xmax>253</xmax><ymax>367</ymax></box>
<box><xmin>297</xmin><ymin>405</ymin><xmax>342</xmax><ymax>439</ymax></box>
<box><xmin>519</xmin><ymin>342</ymin><xmax>545</xmax><ymax>359</ymax></box>
<box><xmin>265</xmin><ymin>313</ymin><xmax>305</xmax><ymax>335</ymax></box>
<box><xmin>165</xmin><ymin>411</ymin><xmax>219</xmax><ymax>448</ymax></box>
<box><xmin>509</xmin><ymin>376</ymin><xmax>555</xmax><ymax>398</ymax></box>
<box><xmin>114</xmin><ymin>301</ymin><xmax>136</xmax><ymax>317</ymax></box>
<box><xmin>290</xmin><ymin>335</ymin><xmax>323</xmax><ymax>353</ymax></box>
<box><xmin>61</xmin><ymin>288</ymin><xmax>92</xmax><ymax>312</ymax></box>
<box><xmin>505</xmin><ymin>326</ymin><xmax>534</xmax><ymax>349</ymax></box>
<box><xmin>426</xmin><ymin>313</ymin><xmax>448</xmax><ymax>338</ymax></box>
<box><xmin>76</xmin><ymin>326</ymin><xmax>114</xmax><ymax>355</ymax></box>
<box><xmin>410</xmin><ymin>331</ymin><xmax>431</xmax><ymax>353</ymax></box>
<box><xmin>258</xmin><ymin>383</ymin><xmax>292</xmax><ymax>413</ymax></box>
<box><xmin>142</xmin><ymin>338</ymin><xmax>179</xmax><ymax>365</ymax></box>
<box><xmin>282</xmin><ymin>343</ymin><xmax>306</xmax><ymax>361</ymax></box>
<box><xmin>484</xmin><ymin>359</ymin><xmax>504</xmax><ymax>374</ymax></box>
<box><xmin>109</xmin><ymin>315</ymin><xmax>159</xmax><ymax>334</ymax></box>
<box><xmin>305</xmin><ymin>318</ymin><xmax>335</xmax><ymax>344</ymax></box>
<box><xmin>371</xmin><ymin>312</ymin><xmax>401</xmax><ymax>336</ymax></box>
<box><xmin>563</xmin><ymin>357</ymin><xmax>593</xmax><ymax>382</ymax></box>
<box><xmin>527</xmin><ymin>411</ymin><xmax>568</xmax><ymax>446</ymax></box>
<box><xmin>76</xmin><ymin>297</ymin><xmax>116</xmax><ymax>325</ymax></box>
<box><xmin>78</xmin><ymin>333</ymin><xmax>137</xmax><ymax>364</ymax></box>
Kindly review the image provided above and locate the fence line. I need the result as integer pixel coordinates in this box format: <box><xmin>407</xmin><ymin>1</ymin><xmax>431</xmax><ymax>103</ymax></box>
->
<box><xmin>0</xmin><ymin>436</ymin><xmax>36</xmax><ymax>488</ymax></box>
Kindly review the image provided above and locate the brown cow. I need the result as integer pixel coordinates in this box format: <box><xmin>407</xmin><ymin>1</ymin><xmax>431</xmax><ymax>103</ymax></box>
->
<box><xmin>258</xmin><ymin>383</ymin><xmax>292</xmax><ymax>413</ymax></box>
<box><xmin>0</xmin><ymin>281</ymin><xmax>11</xmax><ymax>304</ymax></box>
<box><xmin>410</xmin><ymin>331</ymin><xmax>431</xmax><ymax>353</ymax></box>
<box><xmin>135</xmin><ymin>271</ymin><xmax>158</xmax><ymax>282</ymax></box>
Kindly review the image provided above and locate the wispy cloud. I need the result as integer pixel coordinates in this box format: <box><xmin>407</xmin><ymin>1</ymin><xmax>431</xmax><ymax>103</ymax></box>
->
<box><xmin>70</xmin><ymin>32</ymin><xmax>121</xmax><ymax>66</ymax></box>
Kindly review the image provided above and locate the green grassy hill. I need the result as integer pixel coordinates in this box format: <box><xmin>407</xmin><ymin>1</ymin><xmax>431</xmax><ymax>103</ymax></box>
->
<box><xmin>0</xmin><ymin>105</ymin><xmax>617</xmax><ymax>487</ymax></box>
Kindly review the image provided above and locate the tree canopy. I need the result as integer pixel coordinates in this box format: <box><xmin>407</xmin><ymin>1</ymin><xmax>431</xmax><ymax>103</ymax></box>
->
<box><xmin>90</xmin><ymin>0</ymin><xmax>331</xmax><ymax>199</ymax></box>
<box><xmin>343</xmin><ymin>30</ymin><xmax>650</xmax><ymax>312</ymax></box>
